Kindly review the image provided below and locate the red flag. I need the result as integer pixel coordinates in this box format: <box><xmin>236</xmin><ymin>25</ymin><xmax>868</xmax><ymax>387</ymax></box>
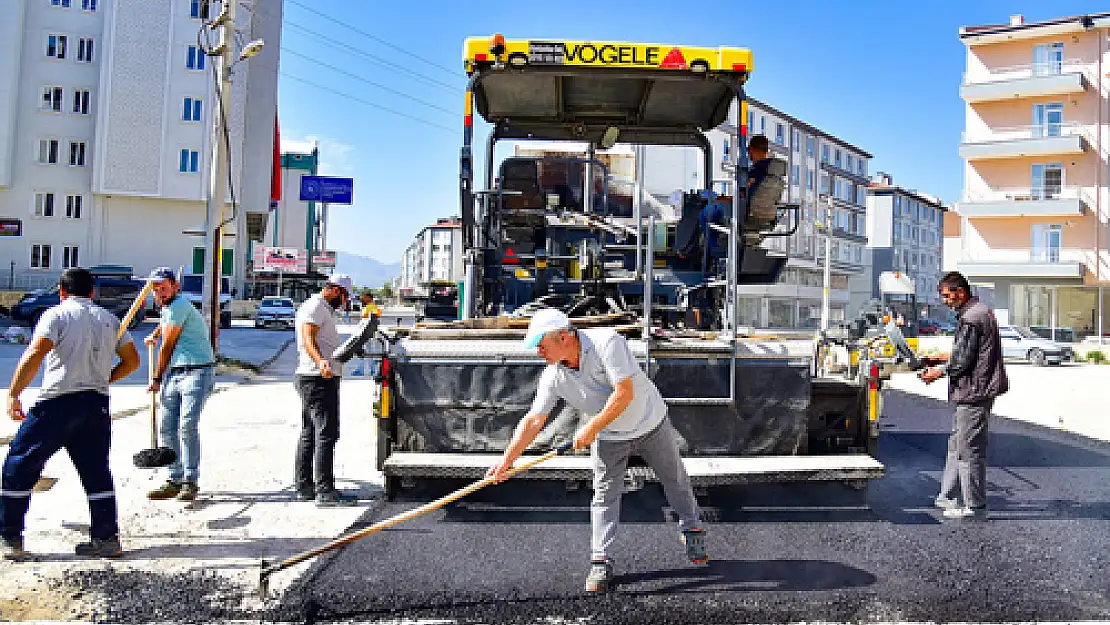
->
<box><xmin>269</xmin><ymin>110</ymin><xmax>281</xmax><ymax>209</ymax></box>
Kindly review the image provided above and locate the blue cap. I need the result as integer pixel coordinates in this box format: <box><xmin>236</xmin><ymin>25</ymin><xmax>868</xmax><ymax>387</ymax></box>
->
<box><xmin>149</xmin><ymin>267</ymin><xmax>176</xmax><ymax>283</ymax></box>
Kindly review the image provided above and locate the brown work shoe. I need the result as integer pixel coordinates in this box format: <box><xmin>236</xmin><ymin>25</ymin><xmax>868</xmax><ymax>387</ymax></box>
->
<box><xmin>147</xmin><ymin>481</ymin><xmax>181</xmax><ymax>500</ymax></box>
<box><xmin>176</xmin><ymin>482</ymin><xmax>198</xmax><ymax>502</ymax></box>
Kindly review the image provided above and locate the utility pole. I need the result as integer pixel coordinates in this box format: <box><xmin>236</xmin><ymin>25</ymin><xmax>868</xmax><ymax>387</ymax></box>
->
<box><xmin>821</xmin><ymin>196</ymin><xmax>832</xmax><ymax>332</ymax></box>
<box><xmin>202</xmin><ymin>0</ymin><xmax>236</xmax><ymax>352</ymax></box>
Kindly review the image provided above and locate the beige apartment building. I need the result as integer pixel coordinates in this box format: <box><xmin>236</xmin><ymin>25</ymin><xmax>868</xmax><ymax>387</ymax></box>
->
<box><xmin>956</xmin><ymin>12</ymin><xmax>1109</xmax><ymax>339</ymax></box>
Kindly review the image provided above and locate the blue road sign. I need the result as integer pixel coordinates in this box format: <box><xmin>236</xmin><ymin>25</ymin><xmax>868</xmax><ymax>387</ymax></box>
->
<box><xmin>300</xmin><ymin>176</ymin><xmax>354</xmax><ymax>204</ymax></box>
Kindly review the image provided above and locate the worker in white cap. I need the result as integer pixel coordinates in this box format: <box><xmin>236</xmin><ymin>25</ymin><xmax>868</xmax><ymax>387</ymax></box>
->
<box><xmin>488</xmin><ymin>308</ymin><xmax>707</xmax><ymax>594</ymax></box>
<box><xmin>294</xmin><ymin>273</ymin><xmax>358</xmax><ymax>507</ymax></box>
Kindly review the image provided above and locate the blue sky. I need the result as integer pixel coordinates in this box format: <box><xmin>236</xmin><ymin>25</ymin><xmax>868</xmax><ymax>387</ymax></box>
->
<box><xmin>275</xmin><ymin>0</ymin><xmax>1101</xmax><ymax>264</ymax></box>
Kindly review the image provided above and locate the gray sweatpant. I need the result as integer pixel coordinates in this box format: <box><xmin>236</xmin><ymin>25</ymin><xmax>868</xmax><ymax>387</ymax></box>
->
<box><xmin>590</xmin><ymin>417</ymin><xmax>702</xmax><ymax>560</ymax></box>
<box><xmin>939</xmin><ymin>400</ymin><xmax>992</xmax><ymax>510</ymax></box>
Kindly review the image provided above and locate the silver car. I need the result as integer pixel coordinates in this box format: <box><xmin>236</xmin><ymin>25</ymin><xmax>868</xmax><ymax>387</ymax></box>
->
<box><xmin>254</xmin><ymin>297</ymin><xmax>296</xmax><ymax>330</ymax></box>
<box><xmin>999</xmin><ymin>325</ymin><xmax>1072</xmax><ymax>366</ymax></box>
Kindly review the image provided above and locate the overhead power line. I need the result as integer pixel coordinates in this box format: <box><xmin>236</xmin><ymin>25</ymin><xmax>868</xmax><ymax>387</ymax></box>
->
<box><xmin>282</xmin><ymin>47</ymin><xmax>455</xmax><ymax>116</ymax></box>
<box><xmin>282</xmin><ymin>21</ymin><xmax>459</xmax><ymax>92</ymax></box>
<box><xmin>280</xmin><ymin>72</ymin><xmax>459</xmax><ymax>134</ymax></box>
<box><xmin>285</xmin><ymin>0</ymin><xmax>459</xmax><ymax>77</ymax></box>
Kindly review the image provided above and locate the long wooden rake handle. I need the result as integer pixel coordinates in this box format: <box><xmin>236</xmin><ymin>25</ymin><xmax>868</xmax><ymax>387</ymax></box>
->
<box><xmin>260</xmin><ymin>442</ymin><xmax>574</xmax><ymax>585</ymax></box>
<box><xmin>118</xmin><ymin>279</ymin><xmax>154</xmax><ymax>341</ymax></box>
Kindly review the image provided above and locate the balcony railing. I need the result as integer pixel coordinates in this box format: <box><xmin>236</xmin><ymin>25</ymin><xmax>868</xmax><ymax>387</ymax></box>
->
<box><xmin>962</xmin><ymin>185</ymin><xmax>1092</xmax><ymax>205</ymax></box>
<box><xmin>961</xmin><ymin>122</ymin><xmax>1091</xmax><ymax>144</ymax></box>
<box><xmin>962</xmin><ymin>58</ymin><xmax>1090</xmax><ymax>84</ymax></box>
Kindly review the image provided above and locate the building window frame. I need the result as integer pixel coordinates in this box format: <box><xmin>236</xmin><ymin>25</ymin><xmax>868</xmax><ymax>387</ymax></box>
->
<box><xmin>37</xmin><ymin>138</ymin><xmax>60</xmax><ymax>164</ymax></box>
<box><xmin>30</xmin><ymin>244</ymin><xmax>53</xmax><ymax>270</ymax></box>
<box><xmin>178</xmin><ymin>148</ymin><xmax>200</xmax><ymax>173</ymax></box>
<box><xmin>46</xmin><ymin>34</ymin><xmax>68</xmax><ymax>60</ymax></box>
<box><xmin>77</xmin><ymin>37</ymin><xmax>94</xmax><ymax>63</ymax></box>
<box><xmin>72</xmin><ymin>88</ymin><xmax>91</xmax><ymax>115</ymax></box>
<box><xmin>40</xmin><ymin>86</ymin><xmax>63</xmax><ymax>112</ymax></box>
<box><xmin>182</xmin><ymin>96</ymin><xmax>203</xmax><ymax>122</ymax></box>
<box><xmin>61</xmin><ymin>245</ymin><xmax>79</xmax><ymax>269</ymax></box>
<box><xmin>34</xmin><ymin>192</ymin><xmax>56</xmax><ymax>218</ymax></box>
<box><xmin>69</xmin><ymin>140</ymin><xmax>87</xmax><ymax>167</ymax></box>
<box><xmin>1032</xmin><ymin>42</ymin><xmax>1064</xmax><ymax>76</ymax></box>
<box><xmin>186</xmin><ymin>45</ymin><xmax>206</xmax><ymax>71</ymax></box>
<box><xmin>65</xmin><ymin>194</ymin><xmax>83</xmax><ymax>219</ymax></box>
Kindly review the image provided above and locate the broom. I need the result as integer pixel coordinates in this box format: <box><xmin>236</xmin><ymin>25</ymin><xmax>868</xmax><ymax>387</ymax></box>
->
<box><xmin>133</xmin><ymin>331</ymin><xmax>176</xmax><ymax>468</ymax></box>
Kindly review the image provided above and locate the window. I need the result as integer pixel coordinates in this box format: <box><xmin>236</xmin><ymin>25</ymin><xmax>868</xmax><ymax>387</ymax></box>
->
<box><xmin>186</xmin><ymin>46</ymin><xmax>206</xmax><ymax>70</ymax></box>
<box><xmin>1032</xmin><ymin>103</ymin><xmax>1064</xmax><ymax>137</ymax></box>
<box><xmin>821</xmin><ymin>145</ymin><xmax>829</xmax><ymax>163</ymax></box>
<box><xmin>189</xmin><ymin>0</ymin><xmax>210</xmax><ymax>19</ymax></box>
<box><xmin>65</xmin><ymin>194</ymin><xmax>83</xmax><ymax>218</ymax></box>
<box><xmin>41</xmin><ymin>86</ymin><xmax>63</xmax><ymax>112</ymax></box>
<box><xmin>1031</xmin><ymin>224</ymin><xmax>1062</xmax><ymax>262</ymax></box>
<box><xmin>775</xmin><ymin>123</ymin><xmax>785</xmax><ymax>145</ymax></box>
<box><xmin>183</xmin><ymin>97</ymin><xmax>203</xmax><ymax>121</ymax></box>
<box><xmin>72</xmin><ymin>89</ymin><xmax>90</xmax><ymax>114</ymax></box>
<box><xmin>806</xmin><ymin>136</ymin><xmax>814</xmax><ymax>157</ymax></box>
<box><xmin>50</xmin><ymin>0</ymin><xmax>71</xmax><ymax>7</ymax></box>
<box><xmin>30</xmin><ymin>245</ymin><xmax>52</xmax><ymax>269</ymax></box>
<box><xmin>1033</xmin><ymin>43</ymin><xmax>1064</xmax><ymax>76</ymax></box>
<box><xmin>69</xmin><ymin>141</ymin><xmax>86</xmax><ymax>166</ymax></box>
<box><xmin>77</xmin><ymin>37</ymin><xmax>94</xmax><ymax>63</ymax></box>
<box><xmin>46</xmin><ymin>34</ymin><xmax>67</xmax><ymax>59</ymax></box>
<box><xmin>179</xmin><ymin>149</ymin><xmax>199</xmax><ymax>173</ymax></box>
<box><xmin>759</xmin><ymin>116</ymin><xmax>766</xmax><ymax>133</ymax></box>
<box><xmin>793</xmin><ymin>130</ymin><xmax>800</xmax><ymax>152</ymax></box>
<box><xmin>34</xmin><ymin>192</ymin><xmax>55</xmax><ymax>217</ymax></box>
<box><xmin>38</xmin><ymin>139</ymin><xmax>59</xmax><ymax>164</ymax></box>
<box><xmin>62</xmin><ymin>246</ymin><xmax>79</xmax><ymax>269</ymax></box>
<box><xmin>847</xmin><ymin>154</ymin><xmax>854</xmax><ymax>172</ymax></box>
<box><xmin>81</xmin><ymin>0</ymin><xmax>97</xmax><ymax>10</ymax></box>
<box><xmin>1031</xmin><ymin>163</ymin><xmax>1064</xmax><ymax>199</ymax></box>
<box><xmin>790</xmin><ymin>164</ymin><xmax>799</xmax><ymax>185</ymax></box>
<box><xmin>834</xmin><ymin>149</ymin><xmax>842</xmax><ymax>167</ymax></box>
<box><xmin>856</xmin><ymin>187</ymin><xmax>866</xmax><ymax>205</ymax></box>
<box><xmin>806</xmin><ymin>170</ymin><xmax>813</xmax><ymax>190</ymax></box>
<box><xmin>857</xmin><ymin>159</ymin><xmax>865</xmax><ymax>176</ymax></box>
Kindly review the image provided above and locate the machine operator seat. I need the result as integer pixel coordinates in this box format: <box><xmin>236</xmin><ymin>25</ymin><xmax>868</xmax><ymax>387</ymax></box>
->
<box><xmin>744</xmin><ymin>157</ymin><xmax>787</xmax><ymax>242</ymax></box>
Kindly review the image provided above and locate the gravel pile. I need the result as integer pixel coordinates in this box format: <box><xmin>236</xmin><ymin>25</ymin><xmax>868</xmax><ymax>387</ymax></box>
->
<box><xmin>61</xmin><ymin>568</ymin><xmax>260</xmax><ymax>623</ymax></box>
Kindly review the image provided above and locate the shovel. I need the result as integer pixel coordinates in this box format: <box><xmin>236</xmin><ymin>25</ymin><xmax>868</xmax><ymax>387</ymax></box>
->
<box><xmin>258</xmin><ymin>441</ymin><xmax>574</xmax><ymax>596</ymax></box>
<box><xmin>133</xmin><ymin>341</ymin><xmax>176</xmax><ymax>469</ymax></box>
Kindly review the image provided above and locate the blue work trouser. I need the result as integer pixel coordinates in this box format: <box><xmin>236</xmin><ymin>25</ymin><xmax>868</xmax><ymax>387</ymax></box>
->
<box><xmin>0</xmin><ymin>391</ymin><xmax>117</xmax><ymax>540</ymax></box>
<box><xmin>159</xmin><ymin>366</ymin><xmax>216</xmax><ymax>485</ymax></box>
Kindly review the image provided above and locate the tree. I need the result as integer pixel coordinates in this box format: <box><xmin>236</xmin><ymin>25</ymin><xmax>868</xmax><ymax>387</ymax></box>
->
<box><xmin>380</xmin><ymin>281</ymin><xmax>394</xmax><ymax>299</ymax></box>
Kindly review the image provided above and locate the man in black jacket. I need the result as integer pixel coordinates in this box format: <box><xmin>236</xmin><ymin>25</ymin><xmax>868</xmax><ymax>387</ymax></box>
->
<box><xmin>920</xmin><ymin>271</ymin><xmax>1009</xmax><ymax>521</ymax></box>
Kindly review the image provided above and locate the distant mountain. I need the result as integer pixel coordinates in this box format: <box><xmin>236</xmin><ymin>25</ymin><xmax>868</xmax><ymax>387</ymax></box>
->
<box><xmin>334</xmin><ymin>251</ymin><xmax>400</xmax><ymax>290</ymax></box>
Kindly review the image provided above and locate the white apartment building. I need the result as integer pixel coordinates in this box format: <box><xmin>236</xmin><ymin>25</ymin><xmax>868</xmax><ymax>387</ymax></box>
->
<box><xmin>399</xmin><ymin>217</ymin><xmax>464</xmax><ymax>296</ymax></box>
<box><xmin>643</xmin><ymin>98</ymin><xmax>873</xmax><ymax>329</ymax></box>
<box><xmin>866</xmin><ymin>173</ymin><xmax>947</xmax><ymax>316</ymax></box>
<box><xmin>0</xmin><ymin>0</ymin><xmax>281</xmax><ymax>292</ymax></box>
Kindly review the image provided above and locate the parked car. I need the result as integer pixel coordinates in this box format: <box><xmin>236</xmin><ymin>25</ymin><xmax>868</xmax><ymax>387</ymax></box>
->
<box><xmin>9</xmin><ymin>276</ymin><xmax>148</xmax><ymax>329</ymax></box>
<box><xmin>1029</xmin><ymin>325</ymin><xmax>1079</xmax><ymax>344</ymax></box>
<box><xmin>999</xmin><ymin>325</ymin><xmax>1073</xmax><ymax>366</ymax></box>
<box><xmin>254</xmin><ymin>297</ymin><xmax>296</xmax><ymax>329</ymax></box>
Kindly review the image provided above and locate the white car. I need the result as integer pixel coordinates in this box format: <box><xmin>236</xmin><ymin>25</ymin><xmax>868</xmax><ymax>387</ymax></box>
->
<box><xmin>254</xmin><ymin>297</ymin><xmax>296</xmax><ymax>330</ymax></box>
<box><xmin>999</xmin><ymin>325</ymin><xmax>1073</xmax><ymax>366</ymax></box>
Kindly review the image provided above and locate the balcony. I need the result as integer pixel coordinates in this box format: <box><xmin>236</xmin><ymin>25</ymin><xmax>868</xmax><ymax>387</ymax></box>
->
<box><xmin>959</xmin><ymin>124</ymin><xmax>1090</xmax><ymax>160</ymax></box>
<box><xmin>956</xmin><ymin>186</ymin><xmax>1090</xmax><ymax>218</ymax></box>
<box><xmin>961</xmin><ymin>60</ymin><xmax>1090</xmax><ymax>103</ymax></box>
<box><xmin>958</xmin><ymin>256</ymin><xmax>1085</xmax><ymax>281</ymax></box>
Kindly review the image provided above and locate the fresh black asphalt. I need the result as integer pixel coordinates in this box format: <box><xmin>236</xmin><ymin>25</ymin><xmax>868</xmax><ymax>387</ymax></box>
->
<box><xmin>270</xmin><ymin>389</ymin><xmax>1110</xmax><ymax>624</ymax></box>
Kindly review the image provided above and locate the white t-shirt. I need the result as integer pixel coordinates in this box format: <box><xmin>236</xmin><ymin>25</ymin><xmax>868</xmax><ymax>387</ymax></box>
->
<box><xmin>34</xmin><ymin>297</ymin><xmax>133</xmax><ymax>401</ymax></box>
<box><xmin>529</xmin><ymin>328</ymin><xmax>665</xmax><ymax>441</ymax></box>
<box><xmin>295</xmin><ymin>294</ymin><xmax>342</xmax><ymax>376</ymax></box>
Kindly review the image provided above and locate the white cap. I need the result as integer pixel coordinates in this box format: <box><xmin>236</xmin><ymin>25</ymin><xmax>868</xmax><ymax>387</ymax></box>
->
<box><xmin>326</xmin><ymin>273</ymin><xmax>353</xmax><ymax>293</ymax></box>
<box><xmin>523</xmin><ymin>308</ymin><xmax>570</xmax><ymax>349</ymax></box>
